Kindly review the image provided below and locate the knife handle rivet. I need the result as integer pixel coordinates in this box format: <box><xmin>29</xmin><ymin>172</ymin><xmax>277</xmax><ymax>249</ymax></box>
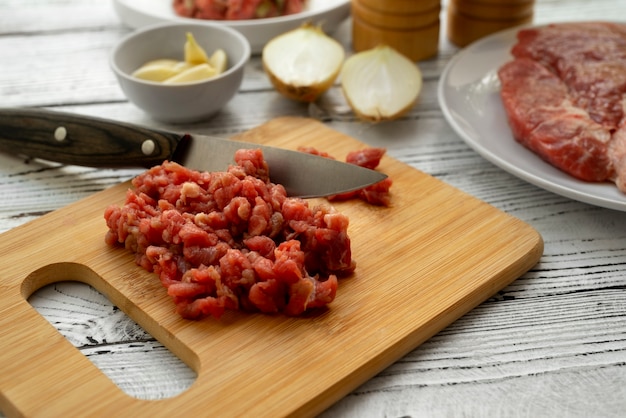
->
<box><xmin>54</xmin><ymin>126</ymin><xmax>67</xmax><ymax>142</ymax></box>
<box><xmin>141</xmin><ymin>139</ymin><xmax>156</xmax><ymax>156</ymax></box>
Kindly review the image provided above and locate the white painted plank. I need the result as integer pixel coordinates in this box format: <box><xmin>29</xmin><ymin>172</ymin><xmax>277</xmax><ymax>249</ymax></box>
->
<box><xmin>1</xmin><ymin>0</ymin><xmax>626</xmax><ymax>416</ymax></box>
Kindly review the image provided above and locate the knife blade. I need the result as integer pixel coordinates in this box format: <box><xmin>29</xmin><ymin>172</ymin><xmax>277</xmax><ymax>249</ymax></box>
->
<box><xmin>0</xmin><ymin>108</ymin><xmax>387</xmax><ymax>198</ymax></box>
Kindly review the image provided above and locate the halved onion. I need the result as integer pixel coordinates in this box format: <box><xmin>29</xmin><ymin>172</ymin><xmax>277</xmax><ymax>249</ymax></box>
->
<box><xmin>340</xmin><ymin>45</ymin><xmax>423</xmax><ymax>122</ymax></box>
<box><xmin>262</xmin><ymin>24</ymin><xmax>345</xmax><ymax>102</ymax></box>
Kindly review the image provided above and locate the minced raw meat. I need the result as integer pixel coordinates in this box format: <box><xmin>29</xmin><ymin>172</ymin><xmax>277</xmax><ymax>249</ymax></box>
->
<box><xmin>297</xmin><ymin>146</ymin><xmax>393</xmax><ymax>206</ymax></box>
<box><xmin>173</xmin><ymin>0</ymin><xmax>306</xmax><ymax>20</ymax></box>
<box><xmin>104</xmin><ymin>149</ymin><xmax>355</xmax><ymax>320</ymax></box>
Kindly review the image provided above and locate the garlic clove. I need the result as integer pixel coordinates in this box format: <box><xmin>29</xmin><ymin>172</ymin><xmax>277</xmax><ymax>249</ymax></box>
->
<box><xmin>131</xmin><ymin>33</ymin><xmax>222</xmax><ymax>84</ymax></box>
<box><xmin>209</xmin><ymin>49</ymin><xmax>228</xmax><ymax>74</ymax></box>
<box><xmin>138</xmin><ymin>59</ymin><xmax>181</xmax><ymax>68</ymax></box>
<box><xmin>184</xmin><ymin>32</ymin><xmax>210</xmax><ymax>65</ymax></box>
<box><xmin>132</xmin><ymin>60</ymin><xmax>188</xmax><ymax>82</ymax></box>
<box><xmin>340</xmin><ymin>45</ymin><xmax>423</xmax><ymax>122</ymax></box>
<box><xmin>163</xmin><ymin>63</ymin><xmax>218</xmax><ymax>84</ymax></box>
<box><xmin>262</xmin><ymin>23</ymin><xmax>345</xmax><ymax>103</ymax></box>
<box><xmin>172</xmin><ymin>61</ymin><xmax>195</xmax><ymax>72</ymax></box>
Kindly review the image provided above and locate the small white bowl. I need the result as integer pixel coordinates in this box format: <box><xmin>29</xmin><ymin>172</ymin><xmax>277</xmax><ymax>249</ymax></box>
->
<box><xmin>110</xmin><ymin>22</ymin><xmax>250</xmax><ymax>123</ymax></box>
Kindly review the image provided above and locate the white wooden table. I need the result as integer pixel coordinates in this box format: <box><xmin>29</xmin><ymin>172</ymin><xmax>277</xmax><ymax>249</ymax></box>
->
<box><xmin>1</xmin><ymin>1</ymin><xmax>625</xmax><ymax>416</ymax></box>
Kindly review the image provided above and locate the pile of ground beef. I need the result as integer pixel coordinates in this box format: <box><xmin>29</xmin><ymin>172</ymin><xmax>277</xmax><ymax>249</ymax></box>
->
<box><xmin>104</xmin><ymin>149</ymin><xmax>354</xmax><ymax>320</ymax></box>
<box><xmin>298</xmin><ymin>146</ymin><xmax>393</xmax><ymax>206</ymax></box>
<box><xmin>173</xmin><ymin>0</ymin><xmax>306</xmax><ymax>20</ymax></box>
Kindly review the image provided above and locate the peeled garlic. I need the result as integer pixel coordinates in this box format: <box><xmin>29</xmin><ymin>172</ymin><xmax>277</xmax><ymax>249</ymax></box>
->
<box><xmin>209</xmin><ymin>49</ymin><xmax>228</xmax><ymax>74</ymax></box>
<box><xmin>131</xmin><ymin>60</ymin><xmax>193</xmax><ymax>82</ymax></box>
<box><xmin>262</xmin><ymin>24</ymin><xmax>345</xmax><ymax>102</ymax></box>
<box><xmin>132</xmin><ymin>32</ymin><xmax>227</xmax><ymax>84</ymax></box>
<box><xmin>184</xmin><ymin>32</ymin><xmax>210</xmax><ymax>65</ymax></box>
<box><xmin>163</xmin><ymin>63</ymin><xmax>218</xmax><ymax>84</ymax></box>
<box><xmin>340</xmin><ymin>45</ymin><xmax>423</xmax><ymax>122</ymax></box>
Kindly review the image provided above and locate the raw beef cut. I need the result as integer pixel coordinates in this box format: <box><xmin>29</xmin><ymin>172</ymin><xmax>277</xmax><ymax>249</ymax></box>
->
<box><xmin>498</xmin><ymin>22</ymin><xmax>626</xmax><ymax>192</ymax></box>
<box><xmin>499</xmin><ymin>58</ymin><xmax>613</xmax><ymax>182</ymax></box>
<box><xmin>511</xmin><ymin>22</ymin><xmax>626</xmax><ymax>130</ymax></box>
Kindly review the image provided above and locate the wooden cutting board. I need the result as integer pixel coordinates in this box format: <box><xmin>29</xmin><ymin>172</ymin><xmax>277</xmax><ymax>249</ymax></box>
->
<box><xmin>0</xmin><ymin>117</ymin><xmax>543</xmax><ymax>418</ymax></box>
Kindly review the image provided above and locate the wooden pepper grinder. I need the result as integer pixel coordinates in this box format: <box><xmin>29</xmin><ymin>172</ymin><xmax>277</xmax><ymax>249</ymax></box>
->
<box><xmin>447</xmin><ymin>0</ymin><xmax>535</xmax><ymax>47</ymax></box>
<box><xmin>351</xmin><ymin>0</ymin><xmax>441</xmax><ymax>61</ymax></box>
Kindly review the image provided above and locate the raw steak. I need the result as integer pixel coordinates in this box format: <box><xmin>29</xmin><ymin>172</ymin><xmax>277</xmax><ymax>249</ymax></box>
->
<box><xmin>498</xmin><ymin>22</ymin><xmax>626</xmax><ymax>192</ymax></box>
<box><xmin>499</xmin><ymin>58</ymin><xmax>613</xmax><ymax>182</ymax></box>
<box><xmin>511</xmin><ymin>22</ymin><xmax>626</xmax><ymax>130</ymax></box>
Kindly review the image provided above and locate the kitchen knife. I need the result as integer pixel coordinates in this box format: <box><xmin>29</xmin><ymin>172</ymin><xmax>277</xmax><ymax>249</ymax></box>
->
<box><xmin>0</xmin><ymin>108</ymin><xmax>387</xmax><ymax>198</ymax></box>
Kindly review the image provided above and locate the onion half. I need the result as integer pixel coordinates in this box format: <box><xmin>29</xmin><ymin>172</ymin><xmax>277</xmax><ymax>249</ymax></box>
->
<box><xmin>340</xmin><ymin>45</ymin><xmax>423</xmax><ymax>122</ymax></box>
<box><xmin>262</xmin><ymin>24</ymin><xmax>345</xmax><ymax>102</ymax></box>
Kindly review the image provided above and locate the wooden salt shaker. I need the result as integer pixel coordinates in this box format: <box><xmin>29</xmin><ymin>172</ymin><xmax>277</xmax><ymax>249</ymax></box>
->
<box><xmin>351</xmin><ymin>0</ymin><xmax>441</xmax><ymax>61</ymax></box>
<box><xmin>447</xmin><ymin>0</ymin><xmax>535</xmax><ymax>47</ymax></box>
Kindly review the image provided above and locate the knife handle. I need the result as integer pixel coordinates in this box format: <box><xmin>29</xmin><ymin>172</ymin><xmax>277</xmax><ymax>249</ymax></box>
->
<box><xmin>0</xmin><ymin>108</ymin><xmax>182</xmax><ymax>168</ymax></box>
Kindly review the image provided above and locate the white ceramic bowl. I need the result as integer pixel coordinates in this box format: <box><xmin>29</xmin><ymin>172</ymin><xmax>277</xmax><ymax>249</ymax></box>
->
<box><xmin>110</xmin><ymin>22</ymin><xmax>250</xmax><ymax>123</ymax></box>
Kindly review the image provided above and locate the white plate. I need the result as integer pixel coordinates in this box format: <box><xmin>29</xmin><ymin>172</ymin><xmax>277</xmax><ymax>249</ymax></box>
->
<box><xmin>112</xmin><ymin>0</ymin><xmax>351</xmax><ymax>54</ymax></box>
<box><xmin>438</xmin><ymin>25</ymin><xmax>626</xmax><ymax>212</ymax></box>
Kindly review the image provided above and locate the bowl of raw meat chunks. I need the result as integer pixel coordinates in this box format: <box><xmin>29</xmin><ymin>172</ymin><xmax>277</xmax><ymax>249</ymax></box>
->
<box><xmin>112</xmin><ymin>0</ymin><xmax>351</xmax><ymax>53</ymax></box>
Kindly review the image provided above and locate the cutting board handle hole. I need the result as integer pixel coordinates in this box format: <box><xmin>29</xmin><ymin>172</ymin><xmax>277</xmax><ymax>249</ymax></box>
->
<box><xmin>25</xmin><ymin>263</ymin><xmax>197</xmax><ymax>400</ymax></box>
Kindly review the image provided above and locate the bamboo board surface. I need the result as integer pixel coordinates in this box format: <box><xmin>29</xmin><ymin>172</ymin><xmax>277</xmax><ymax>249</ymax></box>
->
<box><xmin>0</xmin><ymin>117</ymin><xmax>543</xmax><ymax>418</ymax></box>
